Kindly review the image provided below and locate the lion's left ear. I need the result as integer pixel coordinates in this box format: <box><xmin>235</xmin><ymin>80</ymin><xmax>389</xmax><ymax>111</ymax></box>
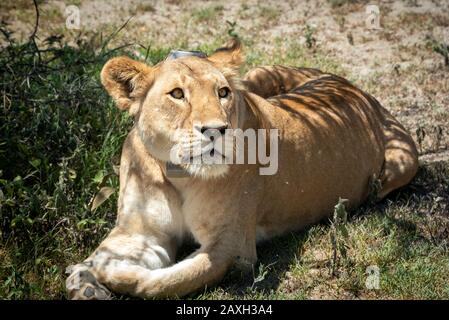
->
<box><xmin>207</xmin><ymin>38</ymin><xmax>244</xmax><ymax>71</ymax></box>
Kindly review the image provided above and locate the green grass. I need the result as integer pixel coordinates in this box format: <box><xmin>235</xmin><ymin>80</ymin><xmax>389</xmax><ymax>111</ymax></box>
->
<box><xmin>190</xmin><ymin>5</ymin><xmax>224</xmax><ymax>23</ymax></box>
<box><xmin>327</xmin><ymin>0</ymin><xmax>366</xmax><ymax>8</ymax></box>
<box><xmin>258</xmin><ymin>6</ymin><xmax>281</xmax><ymax>22</ymax></box>
<box><xmin>1</xmin><ymin>22</ymin><xmax>448</xmax><ymax>299</ymax></box>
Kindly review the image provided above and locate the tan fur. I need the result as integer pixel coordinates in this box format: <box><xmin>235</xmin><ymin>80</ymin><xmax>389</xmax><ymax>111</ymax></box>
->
<box><xmin>66</xmin><ymin>39</ymin><xmax>418</xmax><ymax>299</ymax></box>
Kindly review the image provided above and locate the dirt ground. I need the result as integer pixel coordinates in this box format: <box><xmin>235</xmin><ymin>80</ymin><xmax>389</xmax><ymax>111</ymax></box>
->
<box><xmin>2</xmin><ymin>0</ymin><xmax>448</xmax><ymax>160</ymax></box>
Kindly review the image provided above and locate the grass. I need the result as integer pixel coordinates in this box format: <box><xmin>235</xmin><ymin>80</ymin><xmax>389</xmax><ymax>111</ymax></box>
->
<box><xmin>258</xmin><ymin>6</ymin><xmax>281</xmax><ymax>22</ymax></box>
<box><xmin>1</xmin><ymin>18</ymin><xmax>448</xmax><ymax>300</ymax></box>
<box><xmin>327</xmin><ymin>0</ymin><xmax>363</xmax><ymax>8</ymax></box>
<box><xmin>190</xmin><ymin>5</ymin><xmax>224</xmax><ymax>23</ymax></box>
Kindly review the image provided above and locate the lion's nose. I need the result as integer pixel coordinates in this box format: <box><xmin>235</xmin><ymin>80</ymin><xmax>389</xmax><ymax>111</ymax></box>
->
<box><xmin>197</xmin><ymin>122</ymin><xmax>229</xmax><ymax>136</ymax></box>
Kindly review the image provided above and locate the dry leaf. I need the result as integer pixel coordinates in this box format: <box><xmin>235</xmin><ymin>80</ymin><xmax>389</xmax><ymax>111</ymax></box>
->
<box><xmin>90</xmin><ymin>187</ymin><xmax>115</xmax><ymax>211</ymax></box>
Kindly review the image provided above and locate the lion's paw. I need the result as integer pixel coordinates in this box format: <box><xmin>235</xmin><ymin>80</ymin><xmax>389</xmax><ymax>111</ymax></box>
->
<box><xmin>66</xmin><ymin>265</ymin><xmax>111</xmax><ymax>300</ymax></box>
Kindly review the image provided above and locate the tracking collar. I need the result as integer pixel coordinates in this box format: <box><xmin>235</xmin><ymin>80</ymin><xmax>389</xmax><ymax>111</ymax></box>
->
<box><xmin>165</xmin><ymin>50</ymin><xmax>207</xmax><ymax>60</ymax></box>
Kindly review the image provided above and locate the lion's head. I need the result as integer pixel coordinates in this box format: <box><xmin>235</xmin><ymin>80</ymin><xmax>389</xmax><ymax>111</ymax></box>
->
<box><xmin>101</xmin><ymin>39</ymin><xmax>248</xmax><ymax>178</ymax></box>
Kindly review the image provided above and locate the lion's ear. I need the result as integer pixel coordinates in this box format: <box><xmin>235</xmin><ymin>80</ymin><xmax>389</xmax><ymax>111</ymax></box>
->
<box><xmin>101</xmin><ymin>56</ymin><xmax>153</xmax><ymax>112</ymax></box>
<box><xmin>208</xmin><ymin>37</ymin><xmax>244</xmax><ymax>71</ymax></box>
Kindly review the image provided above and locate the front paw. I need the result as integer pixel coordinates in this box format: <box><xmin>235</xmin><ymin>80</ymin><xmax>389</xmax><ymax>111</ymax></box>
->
<box><xmin>66</xmin><ymin>264</ymin><xmax>111</xmax><ymax>300</ymax></box>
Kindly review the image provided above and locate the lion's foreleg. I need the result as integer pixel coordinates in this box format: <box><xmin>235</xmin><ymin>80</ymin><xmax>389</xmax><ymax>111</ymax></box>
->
<box><xmin>90</xmin><ymin>245</ymin><xmax>233</xmax><ymax>299</ymax></box>
<box><xmin>66</xmin><ymin>228</ymin><xmax>176</xmax><ymax>299</ymax></box>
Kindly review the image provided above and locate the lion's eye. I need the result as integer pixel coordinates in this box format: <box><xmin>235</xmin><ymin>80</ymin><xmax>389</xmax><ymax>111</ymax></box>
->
<box><xmin>169</xmin><ymin>88</ymin><xmax>184</xmax><ymax>99</ymax></box>
<box><xmin>218</xmin><ymin>87</ymin><xmax>230</xmax><ymax>99</ymax></box>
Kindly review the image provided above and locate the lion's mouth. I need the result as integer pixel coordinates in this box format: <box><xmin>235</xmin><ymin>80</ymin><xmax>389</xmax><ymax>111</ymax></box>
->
<box><xmin>188</xmin><ymin>147</ymin><xmax>226</xmax><ymax>162</ymax></box>
<box><xmin>172</xmin><ymin>134</ymin><xmax>232</xmax><ymax>165</ymax></box>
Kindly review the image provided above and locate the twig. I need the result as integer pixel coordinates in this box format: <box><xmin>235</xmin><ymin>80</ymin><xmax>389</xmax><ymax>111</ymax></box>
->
<box><xmin>30</xmin><ymin>0</ymin><xmax>39</xmax><ymax>40</ymax></box>
<box><xmin>30</xmin><ymin>0</ymin><xmax>42</xmax><ymax>63</ymax></box>
<box><xmin>100</xmin><ymin>16</ymin><xmax>134</xmax><ymax>54</ymax></box>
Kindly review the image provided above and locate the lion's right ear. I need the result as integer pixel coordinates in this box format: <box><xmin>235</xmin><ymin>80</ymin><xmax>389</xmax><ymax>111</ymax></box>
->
<box><xmin>101</xmin><ymin>56</ymin><xmax>153</xmax><ymax>112</ymax></box>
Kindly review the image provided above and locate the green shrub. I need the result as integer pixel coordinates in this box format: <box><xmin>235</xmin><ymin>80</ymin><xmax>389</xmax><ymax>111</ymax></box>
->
<box><xmin>0</xmin><ymin>26</ymin><xmax>140</xmax><ymax>298</ymax></box>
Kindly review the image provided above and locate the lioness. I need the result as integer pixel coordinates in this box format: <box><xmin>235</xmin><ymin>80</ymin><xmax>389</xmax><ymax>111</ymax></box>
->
<box><xmin>66</xmin><ymin>39</ymin><xmax>418</xmax><ymax>299</ymax></box>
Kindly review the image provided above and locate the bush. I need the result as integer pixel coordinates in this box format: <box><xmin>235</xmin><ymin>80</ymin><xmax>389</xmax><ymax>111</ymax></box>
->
<box><xmin>0</xmin><ymin>25</ymin><xmax>133</xmax><ymax>298</ymax></box>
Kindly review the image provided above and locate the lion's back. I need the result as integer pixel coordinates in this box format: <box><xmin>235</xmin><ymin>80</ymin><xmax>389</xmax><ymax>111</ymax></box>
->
<box><xmin>253</xmin><ymin>71</ymin><xmax>388</xmax><ymax>237</ymax></box>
